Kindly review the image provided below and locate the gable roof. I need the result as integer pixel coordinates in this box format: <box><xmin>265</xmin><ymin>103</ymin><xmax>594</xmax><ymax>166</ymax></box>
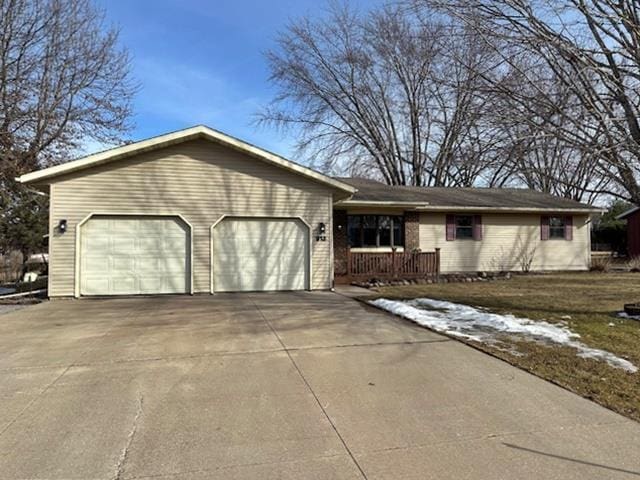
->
<box><xmin>616</xmin><ymin>206</ymin><xmax>639</xmax><ymax>219</ymax></box>
<box><xmin>335</xmin><ymin>177</ymin><xmax>603</xmax><ymax>213</ymax></box>
<box><xmin>16</xmin><ymin>125</ymin><xmax>357</xmax><ymax>195</ymax></box>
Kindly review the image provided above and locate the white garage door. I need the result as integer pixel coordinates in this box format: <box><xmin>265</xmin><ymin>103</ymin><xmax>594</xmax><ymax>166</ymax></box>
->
<box><xmin>80</xmin><ymin>216</ymin><xmax>190</xmax><ymax>295</ymax></box>
<box><xmin>213</xmin><ymin>218</ymin><xmax>309</xmax><ymax>292</ymax></box>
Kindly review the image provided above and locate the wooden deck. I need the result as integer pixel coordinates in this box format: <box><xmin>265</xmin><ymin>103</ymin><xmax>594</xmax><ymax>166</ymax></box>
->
<box><xmin>337</xmin><ymin>249</ymin><xmax>440</xmax><ymax>283</ymax></box>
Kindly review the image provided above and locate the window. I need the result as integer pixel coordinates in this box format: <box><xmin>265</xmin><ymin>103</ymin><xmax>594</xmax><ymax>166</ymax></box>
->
<box><xmin>362</xmin><ymin>215</ymin><xmax>378</xmax><ymax>246</ymax></box>
<box><xmin>347</xmin><ymin>215</ymin><xmax>404</xmax><ymax>248</ymax></box>
<box><xmin>541</xmin><ymin>215</ymin><xmax>572</xmax><ymax>241</ymax></box>
<box><xmin>393</xmin><ymin>218</ymin><xmax>403</xmax><ymax>246</ymax></box>
<box><xmin>549</xmin><ymin>216</ymin><xmax>566</xmax><ymax>239</ymax></box>
<box><xmin>379</xmin><ymin>216</ymin><xmax>391</xmax><ymax>246</ymax></box>
<box><xmin>446</xmin><ymin>214</ymin><xmax>482</xmax><ymax>241</ymax></box>
<box><xmin>347</xmin><ymin>215</ymin><xmax>361</xmax><ymax>247</ymax></box>
<box><xmin>455</xmin><ymin>215</ymin><xmax>474</xmax><ymax>239</ymax></box>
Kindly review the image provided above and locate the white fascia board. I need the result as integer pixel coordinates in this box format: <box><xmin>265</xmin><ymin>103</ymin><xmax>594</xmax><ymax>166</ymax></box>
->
<box><xmin>335</xmin><ymin>200</ymin><xmax>602</xmax><ymax>213</ymax></box>
<box><xmin>415</xmin><ymin>206</ymin><xmax>605</xmax><ymax>214</ymax></box>
<box><xmin>334</xmin><ymin>200</ymin><xmax>429</xmax><ymax>208</ymax></box>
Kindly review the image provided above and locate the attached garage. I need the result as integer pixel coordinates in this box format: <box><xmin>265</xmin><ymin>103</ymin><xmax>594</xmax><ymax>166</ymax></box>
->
<box><xmin>18</xmin><ymin>126</ymin><xmax>355</xmax><ymax>297</ymax></box>
<box><xmin>212</xmin><ymin>217</ymin><xmax>309</xmax><ymax>292</ymax></box>
<box><xmin>79</xmin><ymin>215</ymin><xmax>191</xmax><ymax>296</ymax></box>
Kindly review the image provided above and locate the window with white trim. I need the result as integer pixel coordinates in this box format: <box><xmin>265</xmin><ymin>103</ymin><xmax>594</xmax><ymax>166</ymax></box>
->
<box><xmin>549</xmin><ymin>216</ymin><xmax>566</xmax><ymax>239</ymax></box>
<box><xmin>455</xmin><ymin>215</ymin><xmax>474</xmax><ymax>239</ymax></box>
<box><xmin>347</xmin><ymin>215</ymin><xmax>404</xmax><ymax>248</ymax></box>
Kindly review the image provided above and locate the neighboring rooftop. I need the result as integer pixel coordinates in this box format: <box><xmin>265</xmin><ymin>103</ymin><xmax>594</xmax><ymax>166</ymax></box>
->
<box><xmin>617</xmin><ymin>206</ymin><xmax>639</xmax><ymax>219</ymax></box>
<box><xmin>335</xmin><ymin>177</ymin><xmax>601</xmax><ymax>212</ymax></box>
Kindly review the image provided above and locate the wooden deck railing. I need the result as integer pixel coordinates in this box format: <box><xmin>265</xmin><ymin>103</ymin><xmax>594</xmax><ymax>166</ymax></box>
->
<box><xmin>345</xmin><ymin>249</ymin><xmax>440</xmax><ymax>280</ymax></box>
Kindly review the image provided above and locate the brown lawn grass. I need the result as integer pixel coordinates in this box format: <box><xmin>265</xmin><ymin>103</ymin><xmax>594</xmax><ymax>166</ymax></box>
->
<box><xmin>371</xmin><ymin>272</ymin><xmax>640</xmax><ymax>422</ymax></box>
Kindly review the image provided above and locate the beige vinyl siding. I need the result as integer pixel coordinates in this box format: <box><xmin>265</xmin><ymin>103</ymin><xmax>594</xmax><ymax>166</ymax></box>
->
<box><xmin>419</xmin><ymin>213</ymin><xmax>591</xmax><ymax>272</ymax></box>
<box><xmin>48</xmin><ymin>139</ymin><xmax>333</xmax><ymax>296</ymax></box>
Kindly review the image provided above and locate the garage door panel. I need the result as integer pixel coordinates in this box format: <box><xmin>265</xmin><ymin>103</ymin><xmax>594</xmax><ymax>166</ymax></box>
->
<box><xmin>216</xmin><ymin>254</ymin><xmax>303</xmax><ymax>272</ymax></box>
<box><xmin>261</xmin><ymin>238</ymin><xmax>305</xmax><ymax>251</ymax></box>
<box><xmin>113</xmin><ymin>237</ymin><xmax>136</xmax><ymax>254</ymax></box>
<box><xmin>81</xmin><ymin>277</ymin><xmax>109</xmax><ymax>296</ymax></box>
<box><xmin>137</xmin><ymin>220</ymin><xmax>164</xmax><ymax>233</ymax></box>
<box><xmin>213</xmin><ymin>218</ymin><xmax>309</xmax><ymax>292</ymax></box>
<box><xmin>110</xmin><ymin>219</ymin><xmax>134</xmax><ymax>233</ymax></box>
<box><xmin>138</xmin><ymin>237</ymin><xmax>162</xmax><ymax>253</ymax></box>
<box><xmin>85</xmin><ymin>236</ymin><xmax>109</xmax><ymax>251</ymax></box>
<box><xmin>138</xmin><ymin>276</ymin><xmax>163</xmax><ymax>293</ymax></box>
<box><xmin>163</xmin><ymin>236</ymin><xmax>187</xmax><ymax>251</ymax></box>
<box><xmin>156</xmin><ymin>256</ymin><xmax>187</xmax><ymax>273</ymax></box>
<box><xmin>135</xmin><ymin>257</ymin><xmax>159</xmax><ymax>273</ymax></box>
<box><xmin>109</xmin><ymin>276</ymin><xmax>137</xmax><ymax>295</ymax></box>
<box><xmin>80</xmin><ymin>216</ymin><xmax>189</xmax><ymax>296</ymax></box>
<box><xmin>112</xmin><ymin>256</ymin><xmax>134</xmax><ymax>272</ymax></box>
<box><xmin>84</xmin><ymin>255</ymin><xmax>109</xmax><ymax>272</ymax></box>
<box><xmin>279</xmin><ymin>252</ymin><xmax>305</xmax><ymax>265</ymax></box>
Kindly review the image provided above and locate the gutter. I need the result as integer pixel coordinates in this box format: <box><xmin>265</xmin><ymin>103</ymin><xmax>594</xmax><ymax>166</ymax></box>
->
<box><xmin>414</xmin><ymin>206</ymin><xmax>605</xmax><ymax>214</ymax></box>
<box><xmin>335</xmin><ymin>200</ymin><xmax>431</xmax><ymax>208</ymax></box>
<box><xmin>335</xmin><ymin>200</ymin><xmax>603</xmax><ymax>214</ymax></box>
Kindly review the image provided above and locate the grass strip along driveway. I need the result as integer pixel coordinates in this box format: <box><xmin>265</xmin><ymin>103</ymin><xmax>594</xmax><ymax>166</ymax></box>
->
<box><xmin>369</xmin><ymin>273</ymin><xmax>640</xmax><ymax>422</ymax></box>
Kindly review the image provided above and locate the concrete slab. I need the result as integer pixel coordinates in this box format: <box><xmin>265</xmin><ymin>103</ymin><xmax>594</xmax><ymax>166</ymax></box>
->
<box><xmin>113</xmin><ymin>351</ymin><xmax>347</xmax><ymax>478</ymax></box>
<box><xmin>333</xmin><ymin>284</ymin><xmax>372</xmax><ymax>298</ymax></box>
<box><xmin>289</xmin><ymin>341</ymin><xmax>631</xmax><ymax>456</ymax></box>
<box><xmin>121</xmin><ymin>390</ymin><xmax>345</xmax><ymax>478</ymax></box>
<box><xmin>250</xmin><ymin>291</ymin><xmax>444</xmax><ymax>349</ymax></box>
<box><xmin>0</xmin><ymin>292</ymin><xmax>638</xmax><ymax>479</ymax></box>
<box><xmin>76</xmin><ymin>317</ymin><xmax>282</xmax><ymax>364</ymax></box>
<box><xmin>0</xmin><ymin>304</ymin><xmax>28</xmax><ymax>316</ymax></box>
<box><xmin>355</xmin><ymin>422</ymin><xmax>640</xmax><ymax>480</ymax></box>
<box><xmin>0</xmin><ymin>367</ymin><xmax>67</xmax><ymax>433</ymax></box>
<box><xmin>146</xmin><ymin>455</ymin><xmax>363</xmax><ymax>479</ymax></box>
<box><xmin>0</xmin><ymin>381</ymin><xmax>142</xmax><ymax>479</ymax></box>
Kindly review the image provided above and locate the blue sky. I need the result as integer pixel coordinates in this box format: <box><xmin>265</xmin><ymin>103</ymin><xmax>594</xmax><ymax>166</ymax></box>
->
<box><xmin>92</xmin><ymin>0</ymin><xmax>381</xmax><ymax>160</ymax></box>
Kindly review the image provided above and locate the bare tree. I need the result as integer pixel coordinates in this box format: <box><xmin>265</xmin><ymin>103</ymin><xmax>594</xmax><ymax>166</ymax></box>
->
<box><xmin>260</xmin><ymin>4</ymin><xmax>506</xmax><ymax>186</ymax></box>
<box><xmin>0</xmin><ymin>0</ymin><xmax>136</xmax><ymax>260</ymax></box>
<box><xmin>422</xmin><ymin>0</ymin><xmax>640</xmax><ymax>203</ymax></box>
<box><xmin>0</xmin><ymin>0</ymin><xmax>135</xmax><ymax>180</ymax></box>
<box><xmin>494</xmin><ymin>65</ymin><xmax>614</xmax><ymax>202</ymax></box>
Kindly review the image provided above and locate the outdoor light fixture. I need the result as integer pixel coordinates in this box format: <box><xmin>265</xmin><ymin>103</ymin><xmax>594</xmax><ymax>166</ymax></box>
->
<box><xmin>58</xmin><ymin>219</ymin><xmax>67</xmax><ymax>234</ymax></box>
<box><xmin>316</xmin><ymin>222</ymin><xmax>326</xmax><ymax>241</ymax></box>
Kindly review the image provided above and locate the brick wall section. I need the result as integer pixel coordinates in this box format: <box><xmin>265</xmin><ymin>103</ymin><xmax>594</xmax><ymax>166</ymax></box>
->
<box><xmin>333</xmin><ymin>209</ymin><xmax>349</xmax><ymax>275</ymax></box>
<box><xmin>404</xmin><ymin>211</ymin><xmax>420</xmax><ymax>251</ymax></box>
<box><xmin>334</xmin><ymin>210</ymin><xmax>420</xmax><ymax>277</ymax></box>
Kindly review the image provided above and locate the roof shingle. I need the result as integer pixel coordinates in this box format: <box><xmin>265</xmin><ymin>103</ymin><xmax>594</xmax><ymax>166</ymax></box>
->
<box><xmin>335</xmin><ymin>177</ymin><xmax>599</xmax><ymax>211</ymax></box>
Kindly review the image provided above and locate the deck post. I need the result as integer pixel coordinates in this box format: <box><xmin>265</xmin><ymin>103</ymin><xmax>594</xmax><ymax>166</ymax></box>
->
<box><xmin>435</xmin><ymin>248</ymin><xmax>441</xmax><ymax>281</ymax></box>
<box><xmin>391</xmin><ymin>249</ymin><xmax>396</xmax><ymax>278</ymax></box>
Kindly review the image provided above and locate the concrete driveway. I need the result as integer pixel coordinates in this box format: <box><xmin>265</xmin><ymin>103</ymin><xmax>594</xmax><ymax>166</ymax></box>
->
<box><xmin>1</xmin><ymin>292</ymin><xmax>639</xmax><ymax>480</ymax></box>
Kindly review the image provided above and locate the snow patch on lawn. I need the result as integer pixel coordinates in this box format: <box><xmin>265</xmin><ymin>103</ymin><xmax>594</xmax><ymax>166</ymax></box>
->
<box><xmin>371</xmin><ymin>298</ymin><xmax>637</xmax><ymax>373</ymax></box>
